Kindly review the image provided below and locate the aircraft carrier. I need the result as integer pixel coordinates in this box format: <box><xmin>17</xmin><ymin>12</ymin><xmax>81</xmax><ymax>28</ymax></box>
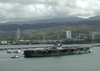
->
<box><xmin>23</xmin><ymin>43</ymin><xmax>92</xmax><ymax>57</ymax></box>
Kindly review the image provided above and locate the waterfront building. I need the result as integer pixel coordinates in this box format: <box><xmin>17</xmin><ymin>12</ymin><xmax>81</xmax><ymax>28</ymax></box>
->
<box><xmin>89</xmin><ymin>32</ymin><xmax>100</xmax><ymax>35</ymax></box>
<box><xmin>89</xmin><ymin>32</ymin><xmax>96</xmax><ymax>39</ymax></box>
<box><xmin>17</xmin><ymin>28</ymin><xmax>20</xmax><ymax>39</ymax></box>
<box><xmin>12</xmin><ymin>28</ymin><xmax>20</xmax><ymax>41</ymax></box>
<box><xmin>79</xmin><ymin>34</ymin><xmax>85</xmax><ymax>39</ymax></box>
<box><xmin>57</xmin><ymin>34</ymin><xmax>59</xmax><ymax>40</ymax></box>
<box><xmin>66</xmin><ymin>31</ymin><xmax>71</xmax><ymax>39</ymax></box>
<box><xmin>87</xmin><ymin>35</ymin><xmax>95</xmax><ymax>40</ymax></box>
<box><xmin>73</xmin><ymin>35</ymin><xmax>78</xmax><ymax>39</ymax></box>
<box><xmin>62</xmin><ymin>38</ymin><xmax>75</xmax><ymax>42</ymax></box>
<box><xmin>43</xmin><ymin>34</ymin><xmax>45</xmax><ymax>41</ymax></box>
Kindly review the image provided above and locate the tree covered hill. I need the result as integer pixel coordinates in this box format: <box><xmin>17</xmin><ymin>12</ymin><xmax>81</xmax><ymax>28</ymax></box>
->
<box><xmin>0</xmin><ymin>20</ymin><xmax>100</xmax><ymax>40</ymax></box>
<box><xmin>0</xmin><ymin>20</ymin><xmax>100</xmax><ymax>31</ymax></box>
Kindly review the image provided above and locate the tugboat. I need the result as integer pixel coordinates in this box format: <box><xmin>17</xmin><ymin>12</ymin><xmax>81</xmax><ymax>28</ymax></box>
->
<box><xmin>11</xmin><ymin>55</ymin><xmax>20</xmax><ymax>59</ymax></box>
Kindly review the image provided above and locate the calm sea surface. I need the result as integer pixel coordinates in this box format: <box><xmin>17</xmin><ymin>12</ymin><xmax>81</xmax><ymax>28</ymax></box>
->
<box><xmin>0</xmin><ymin>44</ymin><xmax>100</xmax><ymax>71</ymax></box>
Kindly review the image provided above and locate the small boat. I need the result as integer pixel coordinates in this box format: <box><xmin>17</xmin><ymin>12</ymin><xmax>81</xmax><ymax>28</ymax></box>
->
<box><xmin>11</xmin><ymin>55</ymin><xmax>20</xmax><ymax>58</ymax></box>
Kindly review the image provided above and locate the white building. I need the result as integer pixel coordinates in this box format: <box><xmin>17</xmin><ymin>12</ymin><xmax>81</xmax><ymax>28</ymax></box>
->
<box><xmin>66</xmin><ymin>31</ymin><xmax>71</xmax><ymax>39</ymax></box>
<box><xmin>17</xmin><ymin>28</ymin><xmax>20</xmax><ymax>39</ymax></box>
<box><xmin>0</xmin><ymin>41</ymin><xmax>7</xmax><ymax>44</ymax></box>
<box><xmin>12</xmin><ymin>28</ymin><xmax>20</xmax><ymax>41</ymax></box>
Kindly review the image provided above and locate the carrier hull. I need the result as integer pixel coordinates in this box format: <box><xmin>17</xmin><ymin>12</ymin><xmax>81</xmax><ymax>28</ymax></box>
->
<box><xmin>24</xmin><ymin>44</ymin><xmax>92</xmax><ymax>57</ymax></box>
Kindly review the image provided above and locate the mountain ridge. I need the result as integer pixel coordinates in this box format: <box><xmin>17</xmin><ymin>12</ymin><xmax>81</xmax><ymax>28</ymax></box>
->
<box><xmin>0</xmin><ymin>17</ymin><xmax>84</xmax><ymax>25</ymax></box>
<box><xmin>0</xmin><ymin>16</ymin><xmax>100</xmax><ymax>25</ymax></box>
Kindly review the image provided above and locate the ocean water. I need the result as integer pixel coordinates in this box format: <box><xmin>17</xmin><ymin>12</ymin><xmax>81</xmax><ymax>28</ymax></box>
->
<box><xmin>0</xmin><ymin>44</ymin><xmax>100</xmax><ymax>71</ymax></box>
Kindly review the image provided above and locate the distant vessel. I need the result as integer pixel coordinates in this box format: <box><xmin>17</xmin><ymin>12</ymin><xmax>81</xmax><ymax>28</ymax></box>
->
<box><xmin>23</xmin><ymin>43</ymin><xmax>93</xmax><ymax>57</ymax></box>
<box><xmin>7</xmin><ymin>50</ymin><xmax>20</xmax><ymax>53</ymax></box>
<box><xmin>11</xmin><ymin>55</ymin><xmax>20</xmax><ymax>58</ymax></box>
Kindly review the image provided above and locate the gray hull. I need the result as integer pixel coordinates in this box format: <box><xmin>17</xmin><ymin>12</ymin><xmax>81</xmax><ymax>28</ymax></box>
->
<box><xmin>24</xmin><ymin>47</ymin><xmax>91</xmax><ymax>57</ymax></box>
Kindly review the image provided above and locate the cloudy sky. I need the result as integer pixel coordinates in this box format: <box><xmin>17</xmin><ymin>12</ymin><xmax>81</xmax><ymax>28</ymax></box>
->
<box><xmin>0</xmin><ymin>0</ymin><xmax>100</xmax><ymax>22</ymax></box>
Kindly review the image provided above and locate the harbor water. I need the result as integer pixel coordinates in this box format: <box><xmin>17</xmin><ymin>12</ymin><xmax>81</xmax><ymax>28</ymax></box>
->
<box><xmin>0</xmin><ymin>44</ymin><xmax>100</xmax><ymax>71</ymax></box>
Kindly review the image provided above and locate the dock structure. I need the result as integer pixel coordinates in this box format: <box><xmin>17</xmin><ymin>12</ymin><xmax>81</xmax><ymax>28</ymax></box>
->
<box><xmin>0</xmin><ymin>44</ymin><xmax>99</xmax><ymax>51</ymax></box>
<box><xmin>0</xmin><ymin>46</ymin><xmax>92</xmax><ymax>50</ymax></box>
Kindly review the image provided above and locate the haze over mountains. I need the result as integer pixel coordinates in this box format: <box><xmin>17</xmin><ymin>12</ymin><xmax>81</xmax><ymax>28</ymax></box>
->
<box><xmin>0</xmin><ymin>16</ymin><xmax>100</xmax><ymax>25</ymax></box>
<box><xmin>0</xmin><ymin>15</ymin><xmax>100</xmax><ymax>32</ymax></box>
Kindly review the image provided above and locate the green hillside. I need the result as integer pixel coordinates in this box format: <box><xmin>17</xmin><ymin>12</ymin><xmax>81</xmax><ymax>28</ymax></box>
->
<box><xmin>0</xmin><ymin>20</ymin><xmax>100</xmax><ymax>40</ymax></box>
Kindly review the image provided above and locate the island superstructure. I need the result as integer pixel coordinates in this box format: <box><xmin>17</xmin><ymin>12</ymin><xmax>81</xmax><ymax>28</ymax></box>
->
<box><xmin>23</xmin><ymin>43</ymin><xmax>92</xmax><ymax>57</ymax></box>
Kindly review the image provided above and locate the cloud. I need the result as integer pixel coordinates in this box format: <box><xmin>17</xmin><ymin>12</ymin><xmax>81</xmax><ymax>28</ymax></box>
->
<box><xmin>0</xmin><ymin>0</ymin><xmax>100</xmax><ymax>22</ymax></box>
